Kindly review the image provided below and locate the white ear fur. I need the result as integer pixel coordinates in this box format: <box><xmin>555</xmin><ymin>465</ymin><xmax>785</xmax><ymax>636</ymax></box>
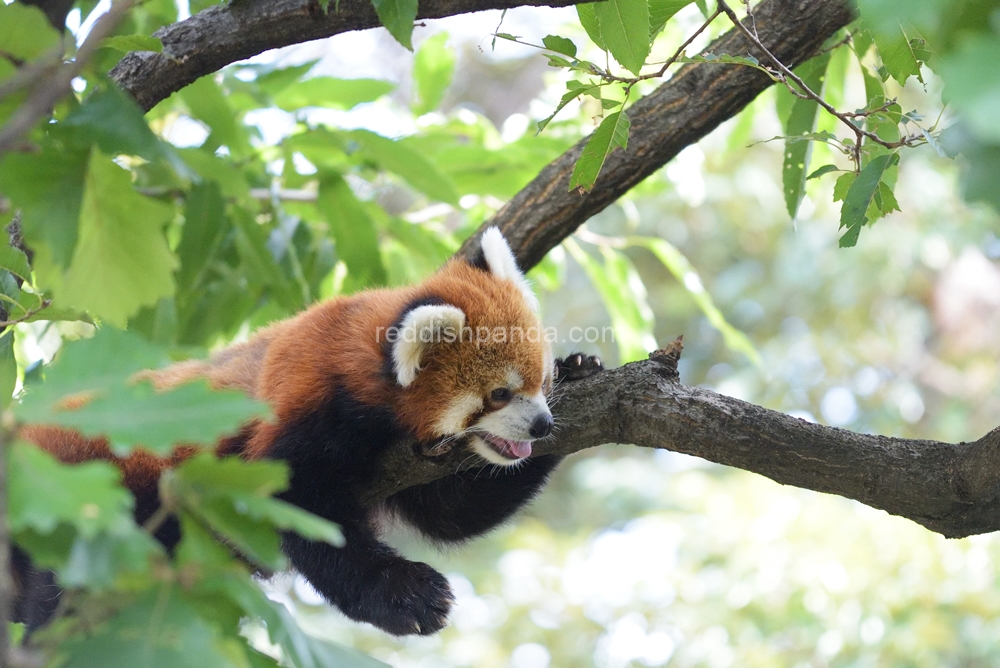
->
<box><xmin>481</xmin><ymin>226</ymin><xmax>540</xmax><ymax>312</ymax></box>
<box><xmin>392</xmin><ymin>304</ymin><xmax>466</xmax><ymax>387</ymax></box>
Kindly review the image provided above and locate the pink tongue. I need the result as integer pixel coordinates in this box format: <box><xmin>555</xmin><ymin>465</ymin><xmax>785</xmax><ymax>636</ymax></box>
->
<box><xmin>508</xmin><ymin>440</ymin><xmax>532</xmax><ymax>458</ymax></box>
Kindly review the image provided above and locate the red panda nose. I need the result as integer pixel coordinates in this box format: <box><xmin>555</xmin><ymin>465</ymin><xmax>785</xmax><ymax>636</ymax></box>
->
<box><xmin>529</xmin><ymin>413</ymin><xmax>554</xmax><ymax>439</ymax></box>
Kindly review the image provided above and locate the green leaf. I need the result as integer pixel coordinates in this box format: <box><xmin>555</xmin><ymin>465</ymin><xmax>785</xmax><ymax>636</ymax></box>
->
<box><xmin>171</xmin><ymin>455</ymin><xmax>342</xmax><ymax>570</ymax></box>
<box><xmin>807</xmin><ymin>164</ymin><xmax>841</xmax><ymax>180</ymax></box>
<box><xmin>0</xmin><ymin>331</ymin><xmax>16</xmax><ymax>409</ymax></box>
<box><xmin>593</xmin><ymin>0</ymin><xmax>651</xmax><ymax>75</ymax></box>
<box><xmin>371</xmin><ymin>0</ymin><xmax>418</xmax><ymax>50</ymax></box>
<box><xmin>0</xmin><ymin>241</ymin><xmax>31</xmax><ymax>282</ymax></box>
<box><xmin>101</xmin><ymin>34</ymin><xmax>164</xmax><ymax>53</ymax></box>
<box><xmin>59</xmin><ymin>588</ymin><xmax>250</xmax><ymax>668</ymax></box>
<box><xmin>55</xmin><ymin>150</ymin><xmax>177</xmax><ymax>327</ymax></box>
<box><xmin>180</xmin><ymin>75</ymin><xmax>252</xmax><ymax>157</ymax></box>
<box><xmin>542</xmin><ymin>35</ymin><xmax>578</xmax><ymax>57</ymax></box>
<box><xmin>175</xmin><ymin>182</ymin><xmax>227</xmax><ymax>294</ymax></box>
<box><xmin>569</xmin><ymin>110</ymin><xmax>630</xmax><ymax>191</ymax></box>
<box><xmin>8</xmin><ymin>443</ymin><xmax>133</xmax><ymax>538</ymax></box>
<box><xmin>629</xmin><ymin>237</ymin><xmax>762</xmax><ymax>367</ymax></box>
<box><xmin>869</xmin><ymin>23</ymin><xmax>924</xmax><ymax>85</ymax></box>
<box><xmin>564</xmin><ymin>239</ymin><xmax>655</xmax><ymax>363</ymax></box>
<box><xmin>413</xmin><ymin>33</ymin><xmax>456</xmax><ymax>115</ymax></box>
<box><xmin>63</xmin><ymin>84</ymin><xmax>187</xmax><ymax>175</ymax></box>
<box><xmin>350</xmin><ymin>129</ymin><xmax>459</xmax><ymax>203</ymax></box>
<box><xmin>0</xmin><ymin>3</ymin><xmax>60</xmax><ymax>61</ymax></box>
<box><xmin>648</xmin><ymin>0</ymin><xmax>693</xmax><ymax>39</ymax></box>
<box><xmin>273</xmin><ymin>77</ymin><xmax>395</xmax><ymax>111</ymax></box>
<box><xmin>17</xmin><ymin>329</ymin><xmax>269</xmax><ymax>454</ymax></box>
<box><xmin>0</xmin><ymin>145</ymin><xmax>89</xmax><ymax>268</ymax></box>
<box><xmin>938</xmin><ymin>37</ymin><xmax>1000</xmax><ymax>144</ymax></box>
<box><xmin>537</xmin><ymin>80</ymin><xmax>603</xmax><ymax>134</ymax></box>
<box><xmin>577</xmin><ymin>4</ymin><xmax>607</xmax><ymax>51</ymax></box>
<box><xmin>832</xmin><ymin>171</ymin><xmax>856</xmax><ymax>202</ymax></box>
<box><xmin>839</xmin><ymin>153</ymin><xmax>899</xmax><ymax>248</ymax></box>
<box><xmin>316</xmin><ymin>175</ymin><xmax>388</xmax><ymax>289</ymax></box>
<box><xmin>780</xmin><ymin>53</ymin><xmax>830</xmax><ymax>219</ymax></box>
<box><xmin>252</xmin><ymin>60</ymin><xmax>320</xmax><ymax>95</ymax></box>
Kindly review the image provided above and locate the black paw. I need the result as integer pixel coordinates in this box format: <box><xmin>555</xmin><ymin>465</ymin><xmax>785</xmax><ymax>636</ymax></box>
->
<box><xmin>555</xmin><ymin>353</ymin><xmax>604</xmax><ymax>383</ymax></box>
<box><xmin>363</xmin><ymin>560</ymin><xmax>454</xmax><ymax>636</ymax></box>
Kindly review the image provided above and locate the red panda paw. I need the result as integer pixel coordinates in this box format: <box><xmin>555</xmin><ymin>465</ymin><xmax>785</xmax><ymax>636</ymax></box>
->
<box><xmin>555</xmin><ymin>353</ymin><xmax>604</xmax><ymax>383</ymax></box>
<box><xmin>368</xmin><ymin>560</ymin><xmax>455</xmax><ymax>636</ymax></box>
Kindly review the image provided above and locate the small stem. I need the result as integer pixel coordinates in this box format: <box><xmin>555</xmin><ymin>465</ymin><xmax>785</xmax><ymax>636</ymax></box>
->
<box><xmin>0</xmin><ymin>414</ymin><xmax>12</xmax><ymax>667</ymax></box>
<box><xmin>716</xmin><ymin>0</ymin><xmax>917</xmax><ymax>162</ymax></box>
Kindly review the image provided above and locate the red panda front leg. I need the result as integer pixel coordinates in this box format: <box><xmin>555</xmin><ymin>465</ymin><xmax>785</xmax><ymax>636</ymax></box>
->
<box><xmin>281</xmin><ymin>514</ymin><xmax>453</xmax><ymax>636</ymax></box>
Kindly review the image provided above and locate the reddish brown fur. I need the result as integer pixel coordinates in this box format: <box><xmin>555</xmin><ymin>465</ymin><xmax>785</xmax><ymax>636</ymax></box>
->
<box><xmin>23</xmin><ymin>258</ymin><xmax>546</xmax><ymax>478</ymax></box>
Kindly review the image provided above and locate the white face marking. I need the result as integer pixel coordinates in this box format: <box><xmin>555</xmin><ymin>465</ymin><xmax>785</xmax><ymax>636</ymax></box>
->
<box><xmin>480</xmin><ymin>226</ymin><xmax>540</xmax><ymax>313</ymax></box>
<box><xmin>505</xmin><ymin>370</ymin><xmax>524</xmax><ymax>391</ymax></box>
<box><xmin>392</xmin><ymin>304</ymin><xmax>466</xmax><ymax>387</ymax></box>
<box><xmin>471</xmin><ymin>390</ymin><xmax>552</xmax><ymax>467</ymax></box>
<box><xmin>433</xmin><ymin>393</ymin><xmax>483</xmax><ymax>436</ymax></box>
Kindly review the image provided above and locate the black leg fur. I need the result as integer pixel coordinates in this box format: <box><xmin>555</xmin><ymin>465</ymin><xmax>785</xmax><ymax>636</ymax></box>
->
<box><xmin>268</xmin><ymin>388</ymin><xmax>455</xmax><ymax>635</ymax></box>
<box><xmin>554</xmin><ymin>353</ymin><xmax>604</xmax><ymax>382</ymax></box>
<box><xmin>385</xmin><ymin>454</ymin><xmax>562</xmax><ymax>543</ymax></box>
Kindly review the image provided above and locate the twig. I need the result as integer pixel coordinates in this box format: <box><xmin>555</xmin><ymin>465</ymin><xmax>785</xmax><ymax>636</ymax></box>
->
<box><xmin>716</xmin><ymin>0</ymin><xmax>921</xmax><ymax>169</ymax></box>
<box><xmin>0</xmin><ymin>299</ymin><xmax>52</xmax><ymax>328</ymax></box>
<box><xmin>0</xmin><ymin>0</ymin><xmax>134</xmax><ymax>155</ymax></box>
<box><xmin>0</xmin><ymin>415</ymin><xmax>9</xmax><ymax>668</ymax></box>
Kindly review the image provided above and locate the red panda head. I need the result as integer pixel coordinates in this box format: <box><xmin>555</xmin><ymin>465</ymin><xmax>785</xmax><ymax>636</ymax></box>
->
<box><xmin>389</xmin><ymin>227</ymin><xmax>554</xmax><ymax>466</ymax></box>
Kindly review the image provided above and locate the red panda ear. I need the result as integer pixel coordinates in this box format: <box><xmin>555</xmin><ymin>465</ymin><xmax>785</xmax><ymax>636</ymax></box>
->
<box><xmin>392</xmin><ymin>303</ymin><xmax>466</xmax><ymax>387</ymax></box>
<box><xmin>479</xmin><ymin>227</ymin><xmax>540</xmax><ymax>312</ymax></box>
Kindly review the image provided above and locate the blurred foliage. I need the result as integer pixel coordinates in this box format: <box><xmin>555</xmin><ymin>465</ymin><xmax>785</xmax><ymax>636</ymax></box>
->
<box><xmin>1</xmin><ymin>0</ymin><xmax>1000</xmax><ymax>666</ymax></box>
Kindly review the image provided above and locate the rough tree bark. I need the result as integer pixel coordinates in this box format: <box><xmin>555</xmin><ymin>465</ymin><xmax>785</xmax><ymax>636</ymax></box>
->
<box><xmin>110</xmin><ymin>0</ymin><xmax>594</xmax><ymax>112</ymax></box>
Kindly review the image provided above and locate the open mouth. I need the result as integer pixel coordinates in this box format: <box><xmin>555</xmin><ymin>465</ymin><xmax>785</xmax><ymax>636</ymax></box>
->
<box><xmin>482</xmin><ymin>434</ymin><xmax>532</xmax><ymax>460</ymax></box>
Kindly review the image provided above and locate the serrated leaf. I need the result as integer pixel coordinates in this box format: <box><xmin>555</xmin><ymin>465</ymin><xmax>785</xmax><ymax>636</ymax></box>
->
<box><xmin>839</xmin><ymin>153</ymin><xmax>899</xmax><ymax>247</ymax></box>
<box><xmin>176</xmin><ymin>182</ymin><xmax>227</xmax><ymax>295</ymax></box>
<box><xmin>0</xmin><ymin>241</ymin><xmax>31</xmax><ymax>282</ymax></box>
<box><xmin>542</xmin><ymin>35</ymin><xmax>578</xmax><ymax>57</ymax></box>
<box><xmin>537</xmin><ymin>81</ymin><xmax>602</xmax><ymax>133</ymax></box>
<box><xmin>412</xmin><ymin>33</ymin><xmax>455</xmax><ymax>115</ymax></box>
<box><xmin>593</xmin><ymin>0</ymin><xmax>651</xmax><ymax>75</ymax></box>
<box><xmin>59</xmin><ymin>588</ymin><xmax>249</xmax><ymax>668</ymax></box>
<box><xmin>63</xmin><ymin>84</ymin><xmax>188</xmax><ymax>176</ymax></box>
<box><xmin>0</xmin><ymin>146</ymin><xmax>89</xmax><ymax>268</ymax></box>
<box><xmin>807</xmin><ymin>164</ymin><xmax>842</xmax><ymax>180</ymax></box>
<box><xmin>316</xmin><ymin>175</ymin><xmax>387</xmax><ymax>290</ymax></box>
<box><xmin>870</xmin><ymin>23</ymin><xmax>924</xmax><ymax>85</ymax></box>
<box><xmin>8</xmin><ymin>443</ymin><xmax>133</xmax><ymax>537</ymax></box>
<box><xmin>569</xmin><ymin>110</ymin><xmax>630</xmax><ymax>191</ymax></box>
<box><xmin>16</xmin><ymin>329</ymin><xmax>269</xmax><ymax>453</ymax></box>
<box><xmin>832</xmin><ymin>171</ymin><xmax>856</xmax><ymax>202</ymax></box>
<box><xmin>56</xmin><ymin>150</ymin><xmax>177</xmax><ymax>328</ymax></box>
<box><xmin>371</xmin><ymin>0</ymin><xmax>418</xmax><ymax>50</ymax></box>
<box><xmin>101</xmin><ymin>34</ymin><xmax>164</xmax><ymax>53</ymax></box>
<box><xmin>273</xmin><ymin>77</ymin><xmax>395</xmax><ymax>111</ymax></box>
<box><xmin>577</xmin><ymin>4</ymin><xmax>607</xmax><ymax>51</ymax></box>
<box><xmin>780</xmin><ymin>53</ymin><xmax>830</xmax><ymax>219</ymax></box>
<box><xmin>649</xmin><ymin>0</ymin><xmax>693</xmax><ymax>39</ymax></box>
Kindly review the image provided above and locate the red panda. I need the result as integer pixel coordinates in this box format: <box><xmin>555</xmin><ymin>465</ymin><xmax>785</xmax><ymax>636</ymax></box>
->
<box><xmin>14</xmin><ymin>227</ymin><xmax>603</xmax><ymax>636</ymax></box>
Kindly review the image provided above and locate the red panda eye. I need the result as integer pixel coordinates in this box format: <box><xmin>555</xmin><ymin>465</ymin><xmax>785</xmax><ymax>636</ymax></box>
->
<box><xmin>490</xmin><ymin>388</ymin><xmax>513</xmax><ymax>403</ymax></box>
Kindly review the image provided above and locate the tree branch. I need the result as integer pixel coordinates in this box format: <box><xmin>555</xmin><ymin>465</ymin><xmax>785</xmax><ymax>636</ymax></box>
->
<box><xmin>110</xmin><ymin>0</ymin><xmax>599</xmax><ymax>112</ymax></box>
<box><xmin>458</xmin><ymin>0</ymin><xmax>855</xmax><ymax>268</ymax></box>
<box><xmin>364</xmin><ymin>346</ymin><xmax>1000</xmax><ymax>540</ymax></box>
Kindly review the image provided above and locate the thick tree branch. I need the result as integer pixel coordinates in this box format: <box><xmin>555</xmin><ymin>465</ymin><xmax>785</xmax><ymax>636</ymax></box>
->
<box><xmin>365</xmin><ymin>348</ymin><xmax>1000</xmax><ymax>540</ymax></box>
<box><xmin>459</xmin><ymin>0</ymin><xmax>855</xmax><ymax>268</ymax></box>
<box><xmin>110</xmin><ymin>0</ymin><xmax>596</xmax><ymax>112</ymax></box>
